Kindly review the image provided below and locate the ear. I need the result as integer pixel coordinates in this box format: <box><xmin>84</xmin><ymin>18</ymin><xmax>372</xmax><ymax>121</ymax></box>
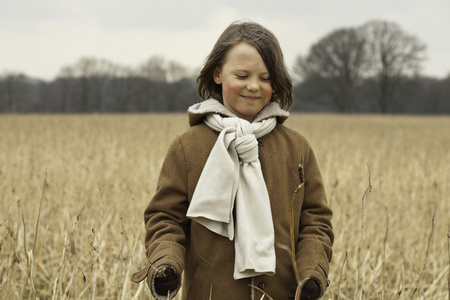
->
<box><xmin>213</xmin><ymin>67</ymin><xmax>222</xmax><ymax>84</ymax></box>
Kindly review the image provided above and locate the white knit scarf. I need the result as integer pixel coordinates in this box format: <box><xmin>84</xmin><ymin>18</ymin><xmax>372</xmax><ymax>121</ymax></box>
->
<box><xmin>187</xmin><ymin>105</ymin><xmax>279</xmax><ymax>279</ymax></box>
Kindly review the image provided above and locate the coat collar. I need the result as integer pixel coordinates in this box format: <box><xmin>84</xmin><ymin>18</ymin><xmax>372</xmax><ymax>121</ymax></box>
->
<box><xmin>187</xmin><ymin>99</ymin><xmax>289</xmax><ymax>127</ymax></box>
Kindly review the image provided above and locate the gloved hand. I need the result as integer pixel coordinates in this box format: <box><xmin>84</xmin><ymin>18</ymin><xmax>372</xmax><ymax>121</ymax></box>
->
<box><xmin>300</xmin><ymin>278</ymin><xmax>322</xmax><ymax>300</ymax></box>
<box><xmin>288</xmin><ymin>278</ymin><xmax>322</xmax><ymax>300</ymax></box>
<box><xmin>153</xmin><ymin>265</ymin><xmax>180</xmax><ymax>296</ymax></box>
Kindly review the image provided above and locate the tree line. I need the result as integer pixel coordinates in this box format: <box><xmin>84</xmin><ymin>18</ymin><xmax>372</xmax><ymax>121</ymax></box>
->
<box><xmin>1</xmin><ymin>20</ymin><xmax>449</xmax><ymax>114</ymax></box>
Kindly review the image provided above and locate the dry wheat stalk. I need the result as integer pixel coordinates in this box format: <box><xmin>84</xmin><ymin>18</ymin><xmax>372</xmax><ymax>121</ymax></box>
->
<box><xmin>447</xmin><ymin>225</ymin><xmax>450</xmax><ymax>300</ymax></box>
<box><xmin>336</xmin><ymin>251</ymin><xmax>348</xmax><ymax>300</ymax></box>
<box><xmin>19</xmin><ymin>174</ymin><xmax>47</xmax><ymax>299</ymax></box>
<box><xmin>382</xmin><ymin>206</ymin><xmax>389</xmax><ymax>299</ymax></box>
<box><xmin>248</xmin><ymin>284</ymin><xmax>274</xmax><ymax>300</ymax></box>
<box><xmin>356</xmin><ymin>163</ymin><xmax>371</xmax><ymax>299</ymax></box>
<box><xmin>412</xmin><ymin>212</ymin><xmax>435</xmax><ymax>298</ymax></box>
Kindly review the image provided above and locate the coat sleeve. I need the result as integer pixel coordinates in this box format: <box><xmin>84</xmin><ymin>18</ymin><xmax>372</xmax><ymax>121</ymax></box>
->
<box><xmin>295</xmin><ymin>145</ymin><xmax>334</xmax><ymax>291</ymax></box>
<box><xmin>131</xmin><ymin>136</ymin><xmax>190</xmax><ymax>292</ymax></box>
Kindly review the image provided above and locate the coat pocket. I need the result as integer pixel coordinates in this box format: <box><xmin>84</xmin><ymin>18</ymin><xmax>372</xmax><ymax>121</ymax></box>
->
<box><xmin>185</xmin><ymin>258</ymin><xmax>212</xmax><ymax>299</ymax></box>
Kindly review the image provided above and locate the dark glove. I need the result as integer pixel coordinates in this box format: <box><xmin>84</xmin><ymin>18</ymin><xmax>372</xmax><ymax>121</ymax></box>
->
<box><xmin>288</xmin><ymin>278</ymin><xmax>322</xmax><ymax>300</ymax></box>
<box><xmin>300</xmin><ymin>278</ymin><xmax>322</xmax><ymax>300</ymax></box>
<box><xmin>153</xmin><ymin>265</ymin><xmax>180</xmax><ymax>296</ymax></box>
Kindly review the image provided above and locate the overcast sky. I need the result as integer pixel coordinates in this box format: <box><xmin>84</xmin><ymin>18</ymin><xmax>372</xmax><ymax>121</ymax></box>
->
<box><xmin>1</xmin><ymin>0</ymin><xmax>449</xmax><ymax>80</ymax></box>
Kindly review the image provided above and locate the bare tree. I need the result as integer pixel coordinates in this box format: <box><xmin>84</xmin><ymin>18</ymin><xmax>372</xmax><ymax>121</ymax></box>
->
<box><xmin>0</xmin><ymin>72</ymin><xmax>28</xmax><ymax>113</ymax></box>
<box><xmin>108</xmin><ymin>65</ymin><xmax>139</xmax><ymax>112</ymax></box>
<box><xmin>294</xmin><ymin>28</ymin><xmax>367</xmax><ymax>112</ymax></box>
<box><xmin>139</xmin><ymin>56</ymin><xmax>168</xmax><ymax>82</ymax></box>
<box><xmin>57</xmin><ymin>57</ymin><xmax>117</xmax><ymax>112</ymax></box>
<box><xmin>361</xmin><ymin>20</ymin><xmax>426</xmax><ymax>113</ymax></box>
<box><xmin>55</xmin><ymin>66</ymin><xmax>77</xmax><ymax>112</ymax></box>
<box><xmin>82</xmin><ymin>58</ymin><xmax>116</xmax><ymax>112</ymax></box>
<box><xmin>166</xmin><ymin>60</ymin><xmax>189</xmax><ymax>83</ymax></box>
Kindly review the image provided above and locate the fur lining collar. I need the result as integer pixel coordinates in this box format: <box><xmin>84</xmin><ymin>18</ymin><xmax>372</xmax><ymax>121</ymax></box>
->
<box><xmin>188</xmin><ymin>99</ymin><xmax>289</xmax><ymax>126</ymax></box>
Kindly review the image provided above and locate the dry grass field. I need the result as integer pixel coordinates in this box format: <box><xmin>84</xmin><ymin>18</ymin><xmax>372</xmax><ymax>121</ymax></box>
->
<box><xmin>0</xmin><ymin>113</ymin><xmax>449</xmax><ymax>299</ymax></box>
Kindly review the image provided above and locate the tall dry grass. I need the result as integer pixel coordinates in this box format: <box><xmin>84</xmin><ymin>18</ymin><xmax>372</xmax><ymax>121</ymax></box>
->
<box><xmin>0</xmin><ymin>114</ymin><xmax>449</xmax><ymax>299</ymax></box>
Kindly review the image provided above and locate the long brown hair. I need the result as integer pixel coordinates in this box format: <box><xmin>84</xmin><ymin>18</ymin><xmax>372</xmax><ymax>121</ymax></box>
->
<box><xmin>197</xmin><ymin>20</ymin><xmax>293</xmax><ymax>110</ymax></box>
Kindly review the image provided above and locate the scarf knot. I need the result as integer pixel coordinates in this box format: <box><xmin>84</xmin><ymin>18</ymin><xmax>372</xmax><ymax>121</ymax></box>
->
<box><xmin>227</xmin><ymin>118</ymin><xmax>259</xmax><ymax>163</ymax></box>
<box><xmin>235</xmin><ymin>134</ymin><xmax>258</xmax><ymax>163</ymax></box>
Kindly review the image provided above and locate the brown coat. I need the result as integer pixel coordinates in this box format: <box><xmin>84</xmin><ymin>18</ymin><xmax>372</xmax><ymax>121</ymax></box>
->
<box><xmin>132</xmin><ymin>109</ymin><xmax>333</xmax><ymax>299</ymax></box>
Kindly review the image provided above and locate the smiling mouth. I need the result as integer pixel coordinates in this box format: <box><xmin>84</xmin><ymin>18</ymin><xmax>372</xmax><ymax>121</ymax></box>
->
<box><xmin>241</xmin><ymin>95</ymin><xmax>260</xmax><ymax>101</ymax></box>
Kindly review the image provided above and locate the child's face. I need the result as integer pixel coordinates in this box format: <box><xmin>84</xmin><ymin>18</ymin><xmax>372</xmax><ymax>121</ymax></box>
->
<box><xmin>213</xmin><ymin>42</ymin><xmax>273</xmax><ymax>122</ymax></box>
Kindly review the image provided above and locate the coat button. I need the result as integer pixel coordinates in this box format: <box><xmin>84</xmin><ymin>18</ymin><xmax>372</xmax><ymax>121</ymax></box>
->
<box><xmin>257</xmin><ymin>281</ymin><xmax>266</xmax><ymax>289</ymax></box>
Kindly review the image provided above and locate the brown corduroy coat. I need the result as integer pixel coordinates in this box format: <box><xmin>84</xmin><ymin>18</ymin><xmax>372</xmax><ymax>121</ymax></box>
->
<box><xmin>131</xmin><ymin>105</ymin><xmax>334</xmax><ymax>300</ymax></box>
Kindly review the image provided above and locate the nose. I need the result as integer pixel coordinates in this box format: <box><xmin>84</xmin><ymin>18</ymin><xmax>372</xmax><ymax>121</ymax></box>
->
<box><xmin>247</xmin><ymin>79</ymin><xmax>260</xmax><ymax>91</ymax></box>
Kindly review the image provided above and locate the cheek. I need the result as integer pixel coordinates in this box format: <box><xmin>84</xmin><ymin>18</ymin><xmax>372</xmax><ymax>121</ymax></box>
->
<box><xmin>262</xmin><ymin>84</ymin><xmax>273</xmax><ymax>98</ymax></box>
<box><xmin>223</xmin><ymin>80</ymin><xmax>244</xmax><ymax>97</ymax></box>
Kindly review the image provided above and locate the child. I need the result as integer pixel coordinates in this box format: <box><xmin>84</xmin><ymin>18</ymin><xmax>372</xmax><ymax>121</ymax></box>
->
<box><xmin>131</xmin><ymin>20</ymin><xmax>334</xmax><ymax>300</ymax></box>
